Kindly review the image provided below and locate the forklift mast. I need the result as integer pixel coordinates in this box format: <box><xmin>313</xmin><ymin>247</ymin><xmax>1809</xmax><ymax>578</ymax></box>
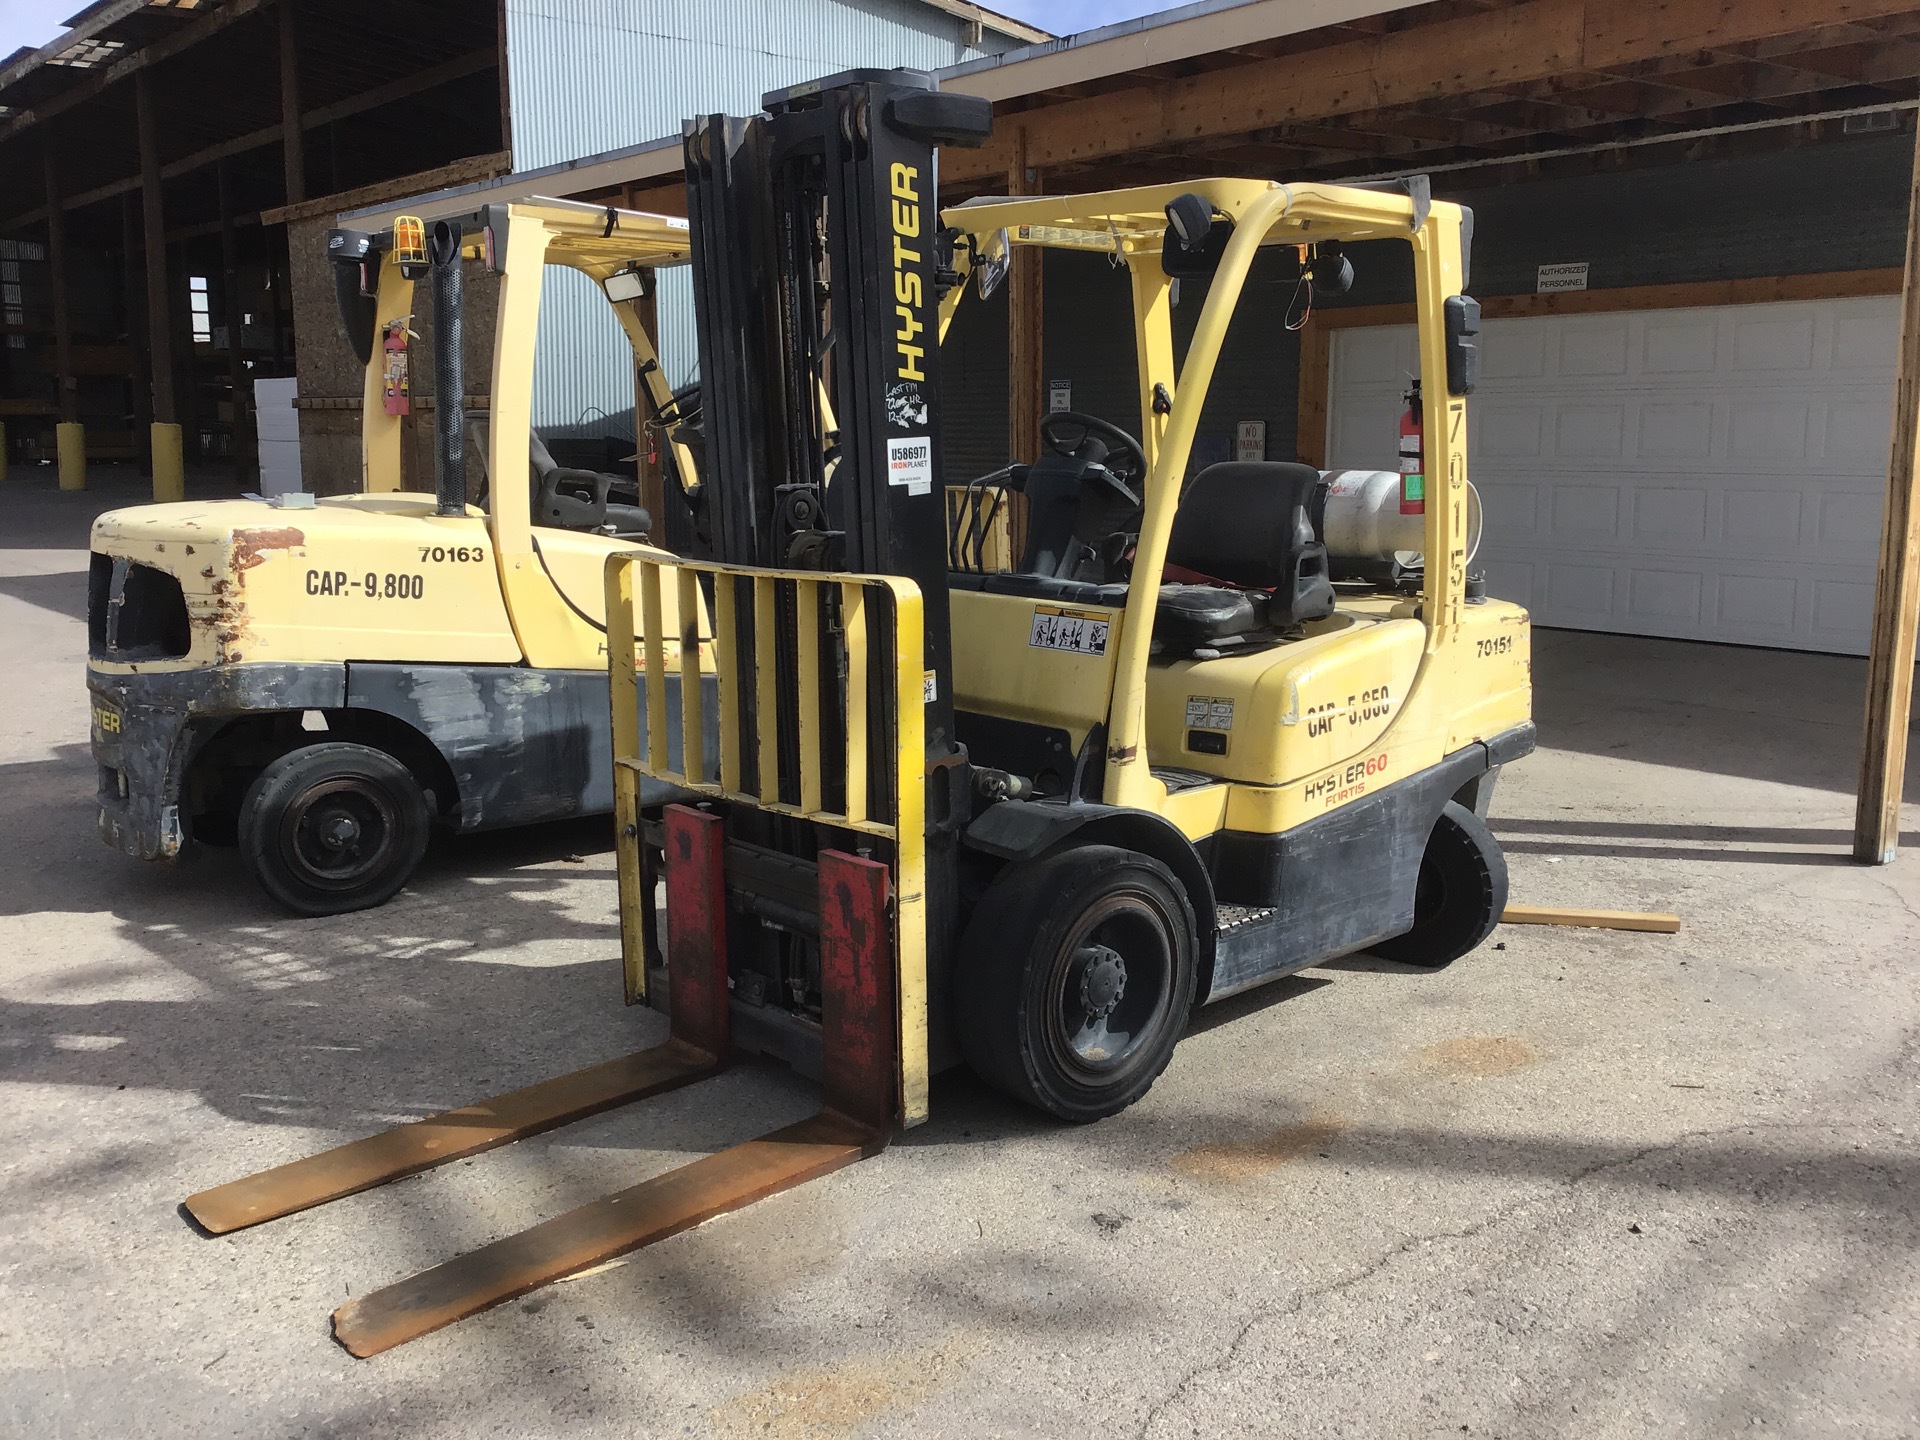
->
<box><xmin>679</xmin><ymin>70</ymin><xmax>991</xmax><ymax>1047</ymax></box>
<box><xmin>681</xmin><ymin>68</ymin><xmax>989</xmax><ymax>751</ymax></box>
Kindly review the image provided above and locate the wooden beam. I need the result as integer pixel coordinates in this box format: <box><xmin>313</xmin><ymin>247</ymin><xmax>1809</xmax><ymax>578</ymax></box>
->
<box><xmin>42</xmin><ymin>139</ymin><xmax>76</xmax><ymax>426</ymax></box>
<box><xmin>279</xmin><ymin>0</ymin><xmax>305</xmax><ymax>206</ymax></box>
<box><xmin>943</xmin><ymin>0</ymin><xmax>1920</xmax><ymax>184</ymax></box>
<box><xmin>0</xmin><ymin>0</ymin><xmax>276</xmax><ymax>144</ymax></box>
<box><xmin>1854</xmin><ymin>126</ymin><xmax>1920</xmax><ymax>865</ymax></box>
<box><xmin>2</xmin><ymin>49</ymin><xmax>501</xmax><ymax>231</ymax></box>
<box><xmin>135</xmin><ymin>70</ymin><xmax>175</xmax><ymax>427</ymax></box>
<box><xmin>1500</xmin><ymin>905</ymin><xmax>1681</xmax><ymax>933</ymax></box>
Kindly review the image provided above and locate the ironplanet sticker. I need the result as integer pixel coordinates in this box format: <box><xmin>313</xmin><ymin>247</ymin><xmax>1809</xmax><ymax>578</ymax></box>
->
<box><xmin>887</xmin><ymin>435</ymin><xmax>933</xmax><ymax>495</ymax></box>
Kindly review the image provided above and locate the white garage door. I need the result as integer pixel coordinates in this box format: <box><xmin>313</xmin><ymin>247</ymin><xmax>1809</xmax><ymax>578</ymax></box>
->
<box><xmin>1323</xmin><ymin>297</ymin><xmax>1898</xmax><ymax>654</ymax></box>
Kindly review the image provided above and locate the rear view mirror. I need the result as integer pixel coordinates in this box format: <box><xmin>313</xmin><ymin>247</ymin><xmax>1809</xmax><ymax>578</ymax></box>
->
<box><xmin>327</xmin><ymin>228</ymin><xmax>376</xmax><ymax>367</ymax></box>
<box><xmin>975</xmin><ymin>228</ymin><xmax>1010</xmax><ymax>301</ymax></box>
<box><xmin>604</xmin><ymin>267</ymin><xmax>651</xmax><ymax>303</ymax></box>
<box><xmin>1444</xmin><ymin>294</ymin><xmax>1481</xmax><ymax>396</ymax></box>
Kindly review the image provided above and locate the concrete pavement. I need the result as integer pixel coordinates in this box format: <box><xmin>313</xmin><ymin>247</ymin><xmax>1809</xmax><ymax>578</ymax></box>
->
<box><xmin>2</xmin><ymin>468</ymin><xmax>1917</xmax><ymax>1437</ymax></box>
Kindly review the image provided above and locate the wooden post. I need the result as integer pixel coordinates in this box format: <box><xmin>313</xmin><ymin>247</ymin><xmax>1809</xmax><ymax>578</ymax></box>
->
<box><xmin>121</xmin><ymin>192</ymin><xmax>152</xmax><ymax>468</ymax></box>
<box><xmin>1854</xmin><ymin>126</ymin><xmax>1920</xmax><ymax>865</ymax></box>
<box><xmin>217</xmin><ymin>160</ymin><xmax>252</xmax><ymax>483</ymax></box>
<box><xmin>279</xmin><ymin>1</ymin><xmax>306</xmax><ymax>207</ymax></box>
<box><xmin>42</xmin><ymin>141</ymin><xmax>75</xmax><ymax>427</ymax></box>
<box><xmin>44</xmin><ymin>134</ymin><xmax>85</xmax><ymax>490</ymax></box>
<box><xmin>136</xmin><ymin>69</ymin><xmax>183</xmax><ymax>501</ymax></box>
<box><xmin>1007</xmin><ymin>130</ymin><xmax>1042</xmax><ymax>467</ymax></box>
<box><xmin>1006</xmin><ymin>129</ymin><xmax>1041</xmax><ymax>560</ymax></box>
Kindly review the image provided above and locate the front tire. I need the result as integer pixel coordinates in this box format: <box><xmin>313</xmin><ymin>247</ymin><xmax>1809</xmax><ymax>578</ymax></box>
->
<box><xmin>1369</xmin><ymin>800</ymin><xmax>1507</xmax><ymax>969</ymax></box>
<box><xmin>956</xmin><ymin>845</ymin><xmax>1198</xmax><ymax>1122</ymax></box>
<box><xmin>238</xmin><ymin>742</ymin><xmax>430</xmax><ymax>916</ymax></box>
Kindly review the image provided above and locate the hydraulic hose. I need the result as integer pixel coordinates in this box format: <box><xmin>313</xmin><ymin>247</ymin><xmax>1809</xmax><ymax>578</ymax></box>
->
<box><xmin>428</xmin><ymin>219</ymin><xmax>466</xmax><ymax>516</ymax></box>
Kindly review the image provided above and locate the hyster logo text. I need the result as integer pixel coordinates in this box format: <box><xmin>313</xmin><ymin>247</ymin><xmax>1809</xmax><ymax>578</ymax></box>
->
<box><xmin>890</xmin><ymin>162</ymin><xmax>925</xmax><ymax>384</ymax></box>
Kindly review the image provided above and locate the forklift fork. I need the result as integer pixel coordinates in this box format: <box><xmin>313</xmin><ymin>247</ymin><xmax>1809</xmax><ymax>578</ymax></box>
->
<box><xmin>182</xmin><ymin>805</ymin><xmax>900</xmax><ymax>1357</ymax></box>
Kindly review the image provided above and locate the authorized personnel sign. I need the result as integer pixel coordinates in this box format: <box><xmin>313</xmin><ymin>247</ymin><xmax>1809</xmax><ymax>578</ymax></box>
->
<box><xmin>1536</xmin><ymin>262</ymin><xmax>1589</xmax><ymax>293</ymax></box>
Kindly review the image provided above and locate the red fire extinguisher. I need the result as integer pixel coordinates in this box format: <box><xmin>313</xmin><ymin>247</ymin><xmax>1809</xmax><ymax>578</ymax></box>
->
<box><xmin>1398</xmin><ymin>380</ymin><xmax>1425</xmax><ymax>516</ymax></box>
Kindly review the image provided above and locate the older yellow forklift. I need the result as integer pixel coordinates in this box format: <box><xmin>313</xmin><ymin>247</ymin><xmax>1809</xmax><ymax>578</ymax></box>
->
<box><xmin>180</xmin><ymin>69</ymin><xmax>1530</xmax><ymax>1356</ymax></box>
<box><xmin>87</xmin><ymin>200</ymin><xmax>705</xmax><ymax>914</ymax></box>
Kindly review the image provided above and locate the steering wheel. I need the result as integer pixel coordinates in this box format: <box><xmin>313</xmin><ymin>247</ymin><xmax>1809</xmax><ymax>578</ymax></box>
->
<box><xmin>1040</xmin><ymin>411</ymin><xmax>1147</xmax><ymax>508</ymax></box>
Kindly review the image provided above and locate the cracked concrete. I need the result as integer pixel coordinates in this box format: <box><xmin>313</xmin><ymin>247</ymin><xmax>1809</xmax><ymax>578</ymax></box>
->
<box><xmin>2</xmin><ymin>471</ymin><xmax>1919</xmax><ymax>1437</ymax></box>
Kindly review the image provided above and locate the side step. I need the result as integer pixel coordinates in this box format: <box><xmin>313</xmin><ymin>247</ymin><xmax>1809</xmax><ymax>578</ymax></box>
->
<box><xmin>182</xmin><ymin>807</ymin><xmax>901</xmax><ymax>1358</ymax></box>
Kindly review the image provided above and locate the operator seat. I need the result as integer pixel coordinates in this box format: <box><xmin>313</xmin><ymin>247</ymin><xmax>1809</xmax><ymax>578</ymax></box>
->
<box><xmin>1018</xmin><ymin>450</ymin><xmax>1142</xmax><ymax>583</ymax></box>
<box><xmin>1157</xmin><ymin>462</ymin><xmax>1336</xmax><ymax>649</ymax></box>
<box><xmin>465</xmin><ymin>420</ymin><xmax>651</xmax><ymax>535</ymax></box>
<box><xmin>529</xmin><ymin>432</ymin><xmax>652</xmax><ymax>536</ymax></box>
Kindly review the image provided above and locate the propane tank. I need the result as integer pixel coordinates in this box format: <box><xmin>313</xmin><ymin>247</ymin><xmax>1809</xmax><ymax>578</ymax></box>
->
<box><xmin>1398</xmin><ymin>380</ymin><xmax>1425</xmax><ymax>515</ymax></box>
<box><xmin>1318</xmin><ymin>469</ymin><xmax>1481</xmax><ymax>568</ymax></box>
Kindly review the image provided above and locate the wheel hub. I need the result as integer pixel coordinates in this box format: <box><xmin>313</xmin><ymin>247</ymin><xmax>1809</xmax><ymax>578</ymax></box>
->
<box><xmin>1078</xmin><ymin>945</ymin><xmax>1128</xmax><ymax>1018</ymax></box>
<box><xmin>318</xmin><ymin>811</ymin><xmax>362</xmax><ymax>851</ymax></box>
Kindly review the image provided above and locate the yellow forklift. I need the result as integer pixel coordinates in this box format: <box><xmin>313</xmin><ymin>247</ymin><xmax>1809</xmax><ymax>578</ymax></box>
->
<box><xmin>86</xmin><ymin>199</ymin><xmax>706</xmax><ymax>914</ymax></box>
<box><xmin>181</xmin><ymin>69</ymin><xmax>1531</xmax><ymax>1356</ymax></box>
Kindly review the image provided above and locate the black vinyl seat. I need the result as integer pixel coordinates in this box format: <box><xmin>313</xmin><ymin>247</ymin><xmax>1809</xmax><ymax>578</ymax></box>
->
<box><xmin>470</xmin><ymin>419</ymin><xmax>649</xmax><ymax>535</ymax></box>
<box><xmin>1166</xmin><ymin>461</ymin><xmax>1335</xmax><ymax>630</ymax></box>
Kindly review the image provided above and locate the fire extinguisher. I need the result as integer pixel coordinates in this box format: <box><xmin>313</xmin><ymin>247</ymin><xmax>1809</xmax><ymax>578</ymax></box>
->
<box><xmin>381</xmin><ymin>318</ymin><xmax>413</xmax><ymax>417</ymax></box>
<box><xmin>1398</xmin><ymin>379</ymin><xmax>1425</xmax><ymax>516</ymax></box>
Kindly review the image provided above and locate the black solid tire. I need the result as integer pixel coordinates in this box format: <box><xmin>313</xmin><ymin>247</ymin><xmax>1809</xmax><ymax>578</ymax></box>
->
<box><xmin>1370</xmin><ymin>800</ymin><xmax>1508</xmax><ymax>969</ymax></box>
<box><xmin>956</xmin><ymin>845</ymin><xmax>1198</xmax><ymax>1123</ymax></box>
<box><xmin>238</xmin><ymin>742</ymin><xmax>430</xmax><ymax>916</ymax></box>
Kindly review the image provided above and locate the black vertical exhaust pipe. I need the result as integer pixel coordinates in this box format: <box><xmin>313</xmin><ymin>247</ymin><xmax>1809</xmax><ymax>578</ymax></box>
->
<box><xmin>427</xmin><ymin>220</ymin><xmax>466</xmax><ymax>515</ymax></box>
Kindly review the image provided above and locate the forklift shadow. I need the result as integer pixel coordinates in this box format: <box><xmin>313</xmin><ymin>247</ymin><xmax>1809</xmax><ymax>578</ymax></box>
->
<box><xmin>896</xmin><ymin>974</ymin><xmax>1337</xmax><ymax>1149</ymax></box>
<box><xmin>409</xmin><ymin>812</ymin><xmax>617</xmax><ymax>881</ymax></box>
<box><xmin>0</xmin><ymin>569</ymin><xmax>88</xmax><ymax>622</ymax></box>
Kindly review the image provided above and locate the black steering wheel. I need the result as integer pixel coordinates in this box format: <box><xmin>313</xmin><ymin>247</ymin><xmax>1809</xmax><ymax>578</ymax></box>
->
<box><xmin>1040</xmin><ymin>410</ymin><xmax>1147</xmax><ymax>508</ymax></box>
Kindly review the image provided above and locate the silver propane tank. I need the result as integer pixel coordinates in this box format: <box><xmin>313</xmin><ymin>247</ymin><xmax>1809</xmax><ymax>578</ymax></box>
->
<box><xmin>1317</xmin><ymin>469</ymin><xmax>1483</xmax><ymax>567</ymax></box>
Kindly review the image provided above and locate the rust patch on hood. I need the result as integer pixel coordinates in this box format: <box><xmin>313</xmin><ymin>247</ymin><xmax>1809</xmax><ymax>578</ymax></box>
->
<box><xmin>230</xmin><ymin>526</ymin><xmax>306</xmax><ymax>575</ymax></box>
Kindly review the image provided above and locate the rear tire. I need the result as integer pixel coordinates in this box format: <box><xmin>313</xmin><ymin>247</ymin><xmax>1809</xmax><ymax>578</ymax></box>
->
<box><xmin>1369</xmin><ymin>800</ymin><xmax>1507</xmax><ymax>970</ymax></box>
<box><xmin>956</xmin><ymin>845</ymin><xmax>1198</xmax><ymax>1123</ymax></box>
<box><xmin>239</xmin><ymin>743</ymin><xmax>430</xmax><ymax>916</ymax></box>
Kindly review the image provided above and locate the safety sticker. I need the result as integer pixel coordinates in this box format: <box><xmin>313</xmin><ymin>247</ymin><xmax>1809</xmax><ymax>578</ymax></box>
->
<box><xmin>1016</xmin><ymin>224</ymin><xmax>1116</xmax><ymax>253</ymax></box>
<box><xmin>1185</xmin><ymin>696</ymin><xmax>1235</xmax><ymax>731</ymax></box>
<box><xmin>1029</xmin><ymin>606</ymin><xmax>1110</xmax><ymax>655</ymax></box>
<box><xmin>887</xmin><ymin>435</ymin><xmax>933</xmax><ymax>495</ymax></box>
<box><xmin>923</xmin><ymin>671</ymin><xmax>938</xmax><ymax>703</ymax></box>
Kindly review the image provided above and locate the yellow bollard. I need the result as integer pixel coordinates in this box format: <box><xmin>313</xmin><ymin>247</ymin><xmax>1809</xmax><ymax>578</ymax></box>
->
<box><xmin>57</xmin><ymin>422</ymin><xmax>86</xmax><ymax>491</ymax></box>
<box><xmin>151</xmin><ymin>422</ymin><xmax>185</xmax><ymax>503</ymax></box>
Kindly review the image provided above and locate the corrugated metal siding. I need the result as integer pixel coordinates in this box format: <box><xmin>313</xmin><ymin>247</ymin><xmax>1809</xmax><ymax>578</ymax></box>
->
<box><xmin>508</xmin><ymin>0</ymin><xmax>1022</xmax><ymax>435</ymax></box>
<box><xmin>507</xmin><ymin>0</ymin><xmax>1019</xmax><ymax>171</ymax></box>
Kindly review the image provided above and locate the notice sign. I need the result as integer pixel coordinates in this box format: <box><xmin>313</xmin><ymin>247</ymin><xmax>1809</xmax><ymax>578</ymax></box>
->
<box><xmin>887</xmin><ymin>435</ymin><xmax>933</xmax><ymax>495</ymax></box>
<box><xmin>1235</xmin><ymin>420</ymin><xmax>1267</xmax><ymax>462</ymax></box>
<box><xmin>1536</xmin><ymin>262</ymin><xmax>1589</xmax><ymax>294</ymax></box>
<box><xmin>1048</xmin><ymin>380</ymin><xmax>1073</xmax><ymax>413</ymax></box>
